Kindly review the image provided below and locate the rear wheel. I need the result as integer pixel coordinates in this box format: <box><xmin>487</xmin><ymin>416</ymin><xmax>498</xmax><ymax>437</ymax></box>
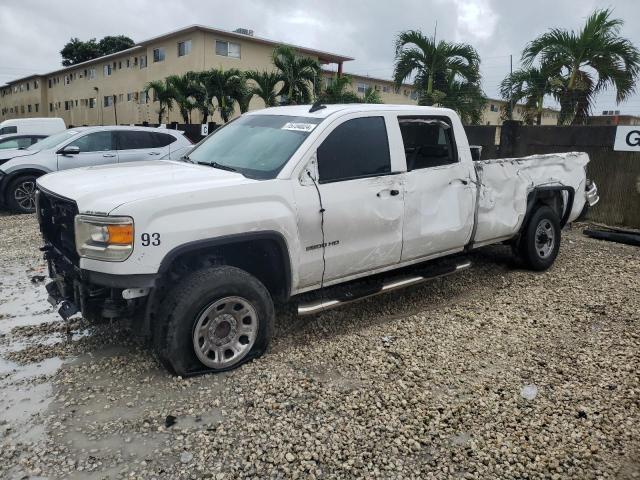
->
<box><xmin>7</xmin><ymin>174</ymin><xmax>38</xmax><ymax>213</ymax></box>
<box><xmin>516</xmin><ymin>205</ymin><xmax>561</xmax><ymax>271</ymax></box>
<box><xmin>153</xmin><ymin>266</ymin><xmax>273</xmax><ymax>376</ymax></box>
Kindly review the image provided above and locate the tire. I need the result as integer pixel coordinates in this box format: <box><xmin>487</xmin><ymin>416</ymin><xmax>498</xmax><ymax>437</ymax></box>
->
<box><xmin>517</xmin><ymin>205</ymin><xmax>561</xmax><ymax>271</ymax></box>
<box><xmin>153</xmin><ymin>265</ymin><xmax>274</xmax><ymax>376</ymax></box>
<box><xmin>7</xmin><ymin>174</ymin><xmax>39</xmax><ymax>214</ymax></box>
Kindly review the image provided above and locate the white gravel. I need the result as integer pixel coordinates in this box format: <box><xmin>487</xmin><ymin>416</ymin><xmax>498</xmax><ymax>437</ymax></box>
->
<box><xmin>0</xmin><ymin>212</ymin><xmax>638</xmax><ymax>479</ymax></box>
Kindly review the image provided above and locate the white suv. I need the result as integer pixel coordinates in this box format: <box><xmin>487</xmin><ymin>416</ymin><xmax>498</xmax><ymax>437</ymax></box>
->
<box><xmin>0</xmin><ymin>126</ymin><xmax>191</xmax><ymax>213</ymax></box>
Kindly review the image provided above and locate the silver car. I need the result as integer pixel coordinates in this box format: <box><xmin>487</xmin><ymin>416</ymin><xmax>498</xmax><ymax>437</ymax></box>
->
<box><xmin>0</xmin><ymin>126</ymin><xmax>192</xmax><ymax>213</ymax></box>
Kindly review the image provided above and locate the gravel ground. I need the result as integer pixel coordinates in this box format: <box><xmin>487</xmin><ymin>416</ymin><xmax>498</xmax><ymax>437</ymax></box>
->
<box><xmin>0</xmin><ymin>211</ymin><xmax>638</xmax><ymax>479</ymax></box>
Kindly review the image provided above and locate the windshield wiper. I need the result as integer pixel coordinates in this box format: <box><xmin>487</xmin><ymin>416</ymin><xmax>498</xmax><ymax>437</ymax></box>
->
<box><xmin>198</xmin><ymin>161</ymin><xmax>238</xmax><ymax>173</ymax></box>
<box><xmin>181</xmin><ymin>155</ymin><xmax>194</xmax><ymax>163</ymax></box>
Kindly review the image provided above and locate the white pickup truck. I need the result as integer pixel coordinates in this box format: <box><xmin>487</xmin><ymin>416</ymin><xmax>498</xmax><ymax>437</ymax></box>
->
<box><xmin>35</xmin><ymin>104</ymin><xmax>599</xmax><ymax>375</ymax></box>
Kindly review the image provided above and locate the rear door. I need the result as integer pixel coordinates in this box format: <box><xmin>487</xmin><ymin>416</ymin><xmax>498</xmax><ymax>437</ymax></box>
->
<box><xmin>293</xmin><ymin>114</ymin><xmax>405</xmax><ymax>287</ymax></box>
<box><xmin>115</xmin><ymin>130</ymin><xmax>169</xmax><ymax>163</ymax></box>
<box><xmin>57</xmin><ymin>130</ymin><xmax>118</xmax><ymax>170</ymax></box>
<box><xmin>397</xmin><ymin>116</ymin><xmax>476</xmax><ymax>261</ymax></box>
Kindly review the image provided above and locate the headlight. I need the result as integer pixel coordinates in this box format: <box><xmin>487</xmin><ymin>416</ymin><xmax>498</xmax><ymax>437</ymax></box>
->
<box><xmin>75</xmin><ymin>215</ymin><xmax>134</xmax><ymax>261</ymax></box>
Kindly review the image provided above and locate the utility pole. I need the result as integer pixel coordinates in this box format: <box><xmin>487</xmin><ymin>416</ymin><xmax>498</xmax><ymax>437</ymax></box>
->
<box><xmin>113</xmin><ymin>94</ymin><xmax>118</xmax><ymax>125</ymax></box>
<box><xmin>509</xmin><ymin>54</ymin><xmax>514</xmax><ymax>120</ymax></box>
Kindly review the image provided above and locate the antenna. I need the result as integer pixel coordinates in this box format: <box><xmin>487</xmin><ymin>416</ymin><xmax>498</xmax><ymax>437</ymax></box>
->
<box><xmin>309</xmin><ymin>100</ymin><xmax>326</xmax><ymax>113</ymax></box>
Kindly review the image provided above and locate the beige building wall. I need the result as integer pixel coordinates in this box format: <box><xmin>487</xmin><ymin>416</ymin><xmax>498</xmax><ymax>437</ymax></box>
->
<box><xmin>482</xmin><ymin>98</ymin><xmax>559</xmax><ymax>126</ymax></box>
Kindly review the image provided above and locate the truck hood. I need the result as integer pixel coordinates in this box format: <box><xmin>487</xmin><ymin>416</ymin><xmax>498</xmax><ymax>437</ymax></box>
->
<box><xmin>37</xmin><ymin>160</ymin><xmax>254</xmax><ymax>214</ymax></box>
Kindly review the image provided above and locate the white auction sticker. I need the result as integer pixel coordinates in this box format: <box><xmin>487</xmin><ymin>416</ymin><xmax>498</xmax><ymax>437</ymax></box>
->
<box><xmin>282</xmin><ymin>122</ymin><xmax>317</xmax><ymax>132</ymax></box>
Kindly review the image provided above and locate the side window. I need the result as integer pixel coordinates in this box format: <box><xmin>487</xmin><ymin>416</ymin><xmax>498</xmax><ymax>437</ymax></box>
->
<box><xmin>0</xmin><ymin>138</ymin><xmax>20</xmax><ymax>149</ymax></box>
<box><xmin>152</xmin><ymin>132</ymin><xmax>177</xmax><ymax>147</ymax></box>
<box><xmin>398</xmin><ymin>117</ymin><xmax>457</xmax><ymax>170</ymax></box>
<box><xmin>68</xmin><ymin>131</ymin><xmax>114</xmax><ymax>152</ymax></box>
<box><xmin>0</xmin><ymin>126</ymin><xmax>18</xmax><ymax>135</ymax></box>
<box><xmin>317</xmin><ymin>116</ymin><xmax>391</xmax><ymax>183</ymax></box>
<box><xmin>116</xmin><ymin>131</ymin><xmax>156</xmax><ymax>150</ymax></box>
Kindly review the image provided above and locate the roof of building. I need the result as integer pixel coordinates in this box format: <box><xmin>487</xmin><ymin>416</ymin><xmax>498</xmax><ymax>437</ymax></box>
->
<box><xmin>3</xmin><ymin>24</ymin><xmax>354</xmax><ymax>87</ymax></box>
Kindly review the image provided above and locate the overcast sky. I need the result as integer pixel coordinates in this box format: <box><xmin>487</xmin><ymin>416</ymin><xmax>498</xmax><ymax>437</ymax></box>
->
<box><xmin>1</xmin><ymin>0</ymin><xmax>638</xmax><ymax>114</ymax></box>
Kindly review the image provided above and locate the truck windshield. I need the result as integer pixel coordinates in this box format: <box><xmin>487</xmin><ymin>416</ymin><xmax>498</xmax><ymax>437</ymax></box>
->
<box><xmin>188</xmin><ymin>115</ymin><xmax>323</xmax><ymax>179</ymax></box>
<box><xmin>26</xmin><ymin>130</ymin><xmax>80</xmax><ymax>151</ymax></box>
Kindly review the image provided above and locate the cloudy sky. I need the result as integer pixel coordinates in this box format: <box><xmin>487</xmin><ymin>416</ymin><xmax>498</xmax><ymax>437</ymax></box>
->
<box><xmin>1</xmin><ymin>0</ymin><xmax>638</xmax><ymax>114</ymax></box>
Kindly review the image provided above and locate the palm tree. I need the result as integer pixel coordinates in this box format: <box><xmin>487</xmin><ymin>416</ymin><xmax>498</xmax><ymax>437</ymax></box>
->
<box><xmin>499</xmin><ymin>66</ymin><xmax>558</xmax><ymax>125</ymax></box>
<box><xmin>393</xmin><ymin>30</ymin><xmax>482</xmax><ymax>108</ymax></box>
<box><xmin>190</xmin><ymin>72</ymin><xmax>214</xmax><ymax>124</ymax></box>
<box><xmin>319</xmin><ymin>75</ymin><xmax>360</xmax><ymax>104</ymax></box>
<box><xmin>166</xmin><ymin>73</ymin><xmax>199</xmax><ymax>123</ymax></box>
<box><xmin>522</xmin><ymin>8</ymin><xmax>640</xmax><ymax>125</ymax></box>
<box><xmin>272</xmin><ymin>45</ymin><xmax>321</xmax><ymax>104</ymax></box>
<box><xmin>361</xmin><ymin>87</ymin><xmax>383</xmax><ymax>104</ymax></box>
<box><xmin>143</xmin><ymin>79</ymin><xmax>177</xmax><ymax>123</ymax></box>
<box><xmin>229</xmin><ymin>72</ymin><xmax>253</xmax><ymax>114</ymax></box>
<box><xmin>201</xmin><ymin>68</ymin><xmax>246</xmax><ymax>123</ymax></box>
<box><xmin>247</xmin><ymin>70</ymin><xmax>280</xmax><ymax>107</ymax></box>
<box><xmin>437</xmin><ymin>75</ymin><xmax>485</xmax><ymax>125</ymax></box>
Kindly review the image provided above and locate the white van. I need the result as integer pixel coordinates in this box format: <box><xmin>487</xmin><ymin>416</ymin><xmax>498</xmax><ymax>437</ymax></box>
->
<box><xmin>0</xmin><ymin>118</ymin><xmax>66</xmax><ymax>136</ymax></box>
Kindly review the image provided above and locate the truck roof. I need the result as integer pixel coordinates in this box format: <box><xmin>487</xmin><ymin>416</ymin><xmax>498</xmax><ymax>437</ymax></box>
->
<box><xmin>248</xmin><ymin>104</ymin><xmax>456</xmax><ymax>119</ymax></box>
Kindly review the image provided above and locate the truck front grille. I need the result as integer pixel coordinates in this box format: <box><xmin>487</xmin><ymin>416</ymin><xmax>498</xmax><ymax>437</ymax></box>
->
<box><xmin>36</xmin><ymin>189</ymin><xmax>79</xmax><ymax>263</ymax></box>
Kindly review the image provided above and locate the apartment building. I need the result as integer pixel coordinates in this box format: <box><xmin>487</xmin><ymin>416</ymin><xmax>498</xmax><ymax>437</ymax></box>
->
<box><xmin>482</xmin><ymin>98</ymin><xmax>560</xmax><ymax>126</ymax></box>
<box><xmin>0</xmin><ymin>25</ymin><xmax>355</xmax><ymax>125</ymax></box>
<box><xmin>0</xmin><ymin>24</ymin><xmax>559</xmax><ymax>126</ymax></box>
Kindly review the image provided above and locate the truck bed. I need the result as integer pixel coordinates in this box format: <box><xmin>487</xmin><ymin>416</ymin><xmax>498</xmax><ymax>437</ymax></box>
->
<box><xmin>472</xmin><ymin>152</ymin><xmax>589</xmax><ymax>245</ymax></box>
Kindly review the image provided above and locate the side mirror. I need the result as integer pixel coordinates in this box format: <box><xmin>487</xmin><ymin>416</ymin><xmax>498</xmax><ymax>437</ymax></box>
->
<box><xmin>299</xmin><ymin>155</ymin><xmax>319</xmax><ymax>186</ymax></box>
<box><xmin>470</xmin><ymin>145</ymin><xmax>482</xmax><ymax>161</ymax></box>
<box><xmin>58</xmin><ymin>145</ymin><xmax>80</xmax><ymax>155</ymax></box>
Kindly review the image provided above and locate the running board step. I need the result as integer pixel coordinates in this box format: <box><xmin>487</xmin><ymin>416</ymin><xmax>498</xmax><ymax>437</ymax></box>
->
<box><xmin>297</xmin><ymin>259</ymin><xmax>471</xmax><ymax>316</ymax></box>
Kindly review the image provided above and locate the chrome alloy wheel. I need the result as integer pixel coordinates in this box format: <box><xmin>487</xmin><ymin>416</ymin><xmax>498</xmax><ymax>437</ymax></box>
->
<box><xmin>14</xmin><ymin>180</ymin><xmax>37</xmax><ymax>211</ymax></box>
<box><xmin>192</xmin><ymin>296</ymin><xmax>258</xmax><ymax>369</ymax></box>
<box><xmin>534</xmin><ymin>219</ymin><xmax>555</xmax><ymax>259</ymax></box>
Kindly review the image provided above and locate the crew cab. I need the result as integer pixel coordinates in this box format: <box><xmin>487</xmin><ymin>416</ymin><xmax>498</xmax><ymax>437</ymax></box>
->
<box><xmin>35</xmin><ymin>105</ymin><xmax>599</xmax><ymax>375</ymax></box>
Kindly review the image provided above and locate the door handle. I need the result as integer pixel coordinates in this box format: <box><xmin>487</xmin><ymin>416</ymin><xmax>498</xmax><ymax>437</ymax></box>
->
<box><xmin>377</xmin><ymin>189</ymin><xmax>401</xmax><ymax>198</ymax></box>
<box><xmin>148</xmin><ymin>151</ymin><xmax>161</xmax><ymax>155</ymax></box>
<box><xmin>103</xmin><ymin>153</ymin><xmax>116</xmax><ymax>158</ymax></box>
<box><xmin>450</xmin><ymin>178</ymin><xmax>469</xmax><ymax>186</ymax></box>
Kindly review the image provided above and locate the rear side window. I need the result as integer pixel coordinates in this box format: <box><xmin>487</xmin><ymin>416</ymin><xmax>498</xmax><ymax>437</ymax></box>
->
<box><xmin>317</xmin><ymin>116</ymin><xmax>391</xmax><ymax>183</ymax></box>
<box><xmin>68</xmin><ymin>131</ymin><xmax>114</xmax><ymax>152</ymax></box>
<box><xmin>153</xmin><ymin>132</ymin><xmax>177</xmax><ymax>147</ymax></box>
<box><xmin>0</xmin><ymin>126</ymin><xmax>18</xmax><ymax>135</ymax></box>
<box><xmin>398</xmin><ymin>117</ymin><xmax>457</xmax><ymax>170</ymax></box>
<box><xmin>0</xmin><ymin>137</ymin><xmax>31</xmax><ymax>149</ymax></box>
<box><xmin>116</xmin><ymin>131</ymin><xmax>156</xmax><ymax>150</ymax></box>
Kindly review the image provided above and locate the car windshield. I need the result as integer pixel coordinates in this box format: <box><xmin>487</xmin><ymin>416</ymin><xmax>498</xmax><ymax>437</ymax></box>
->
<box><xmin>26</xmin><ymin>130</ymin><xmax>81</xmax><ymax>151</ymax></box>
<box><xmin>187</xmin><ymin>115</ymin><xmax>323</xmax><ymax>179</ymax></box>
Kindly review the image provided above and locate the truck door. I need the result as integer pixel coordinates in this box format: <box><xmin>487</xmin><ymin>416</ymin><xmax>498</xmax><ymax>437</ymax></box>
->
<box><xmin>57</xmin><ymin>131</ymin><xmax>118</xmax><ymax>170</ymax></box>
<box><xmin>397</xmin><ymin>116</ymin><xmax>475</xmax><ymax>261</ymax></box>
<box><xmin>293</xmin><ymin>114</ymin><xmax>404</xmax><ymax>288</ymax></box>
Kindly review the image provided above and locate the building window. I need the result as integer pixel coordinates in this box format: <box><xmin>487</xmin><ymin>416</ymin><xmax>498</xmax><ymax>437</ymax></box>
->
<box><xmin>153</xmin><ymin>48</ymin><xmax>166</xmax><ymax>62</ymax></box>
<box><xmin>64</xmin><ymin>75</ymin><xmax>70</xmax><ymax>85</ymax></box>
<box><xmin>27</xmin><ymin>104</ymin><xmax>32</xmax><ymax>113</ymax></box>
<box><xmin>140</xmin><ymin>55</ymin><xmax>147</xmax><ymax>68</ymax></box>
<box><xmin>26</xmin><ymin>82</ymin><xmax>30</xmax><ymax>91</ymax></box>
<box><xmin>356</xmin><ymin>82</ymin><xmax>368</xmax><ymax>93</ymax></box>
<box><xmin>104</xmin><ymin>64</ymin><xmax>112</xmax><ymax>77</ymax></box>
<box><xmin>49</xmin><ymin>103</ymin><xmax>53</xmax><ymax>112</ymax></box>
<box><xmin>134</xmin><ymin>57</ymin><xmax>138</xmax><ymax>66</ymax></box>
<box><xmin>382</xmin><ymin>86</ymin><xmax>390</xmax><ymax>93</ymax></box>
<box><xmin>127</xmin><ymin>92</ymin><xmax>133</xmax><ymax>101</ymax></box>
<box><xmin>215</xmin><ymin>40</ymin><xmax>241</xmax><ymax>58</ymax></box>
<box><xmin>35</xmin><ymin>103</ymin><xmax>39</xmax><ymax>112</ymax></box>
<box><xmin>126</xmin><ymin>58</ymin><xmax>130</xmax><ymax>68</ymax></box>
<box><xmin>490</xmin><ymin>104</ymin><xmax>498</xmax><ymax>112</ymax></box>
<box><xmin>178</xmin><ymin>40</ymin><xmax>192</xmax><ymax>57</ymax></box>
<box><xmin>88</xmin><ymin>68</ymin><xmax>96</xmax><ymax>79</ymax></box>
<box><xmin>118</xmin><ymin>61</ymin><xmax>122</xmax><ymax>69</ymax></box>
<box><xmin>139</xmin><ymin>91</ymin><xmax>147</xmax><ymax>104</ymax></box>
<box><xmin>34</xmin><ymin>80</ymin><xmax>39</xmax><ymax>89</ymax></box>
<box><xmin>21</xmin><ymin>105</ymin><xmax>25</xmax><ymax>114</ymax></box>
<box><xmin>89</xmin><ymin>98</ymin><xmax>96</xmax><ymax>109</ymax></box>
<box><xmin>410</xmin><ymin>91</ymin><xmax>419</xmax><ymax>100</ymax></box>
<box><xmin>104</xmin><ymin>96</ymin><xmax>113</xmax><ymax>107</ymax></box>
<box><xmin>118</xmin><ymin>94</ymin><xmax>124</xmax><ymax>102</ymax></box>
<box><xmin>64</xmin><ymin>101</ymin><xmax>71</xmax><ymax>111</ymax></box>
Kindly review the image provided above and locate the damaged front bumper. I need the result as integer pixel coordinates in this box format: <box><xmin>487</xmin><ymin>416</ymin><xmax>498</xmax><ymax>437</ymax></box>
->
<box><xmin>44</xmin><ymin>244</ymin><xmax>156</xmax><ymax>321</ymax></box>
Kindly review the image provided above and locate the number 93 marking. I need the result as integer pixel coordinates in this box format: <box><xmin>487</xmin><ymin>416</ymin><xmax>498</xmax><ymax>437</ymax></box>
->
<box><xmin>141</xmin><ymin>233</ymin><xmax>161</xmax><ymax>246</ymax></box>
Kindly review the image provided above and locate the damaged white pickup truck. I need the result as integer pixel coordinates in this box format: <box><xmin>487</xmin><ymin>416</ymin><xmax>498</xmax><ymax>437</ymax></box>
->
<box><xmin>35</xmin><ymin>104</ymin><xmax>599</xmax><ymax>375</ymax></box>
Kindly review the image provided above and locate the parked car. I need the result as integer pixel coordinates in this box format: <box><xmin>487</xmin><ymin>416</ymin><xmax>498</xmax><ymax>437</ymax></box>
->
<box><xmin>36</xmin><ymin>104</ymin><xmax>599</xmax><ymax>376</ymax></box>
<box><xmin>0</xmin><ymin>133</ymin><xmax>47</xmax><ymax>150</ymax></box>
<box><xmin>0</xmin><ymin>117</ymin><xmax>66</xmax><ymax>136</ymax></box>
<box><xmin>0</xmin><ymin>126</ymin><xmax>191</xmax><ymax>213</ymax></box>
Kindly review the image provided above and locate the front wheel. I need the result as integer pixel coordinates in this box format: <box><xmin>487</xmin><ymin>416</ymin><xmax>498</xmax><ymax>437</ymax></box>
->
<box><xmin>516</xmin><ymin>206</ymin><xmax>561</xmax><ymax>271</ymax></box>
<box><xmin>7</xmin><ymin>174</ymin><xmax>39</xmax><ymax>213</ymax></box>
<box><xmin>153</xmin><ymin>266</ymin><xmax>274</xmax><ymax>376</ymax></box>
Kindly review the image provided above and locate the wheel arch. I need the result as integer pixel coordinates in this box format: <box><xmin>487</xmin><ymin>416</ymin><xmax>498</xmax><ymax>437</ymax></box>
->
<box><xmin>2</xmin><ymin>168</ymin><xmax>48</xmax><ymax>205</ymax></box>
<box><xmin>158</xmin><ymin>231</ymin><xmax>293</xmax><ymax>302</ymax></box>
<box><xmin>522</xmin><ymin>185</ymin><xmax>575</xmax><ymax>232</ymax></box>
